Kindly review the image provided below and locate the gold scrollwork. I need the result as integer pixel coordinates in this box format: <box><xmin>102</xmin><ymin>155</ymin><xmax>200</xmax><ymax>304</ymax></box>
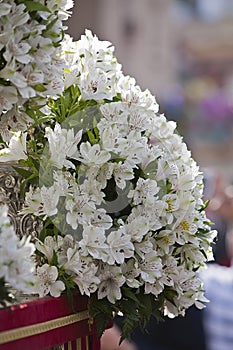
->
<box><xmin>0</xmin><ymin>163</ymin><xmax>42</xmax><ymax>240</ymax></box>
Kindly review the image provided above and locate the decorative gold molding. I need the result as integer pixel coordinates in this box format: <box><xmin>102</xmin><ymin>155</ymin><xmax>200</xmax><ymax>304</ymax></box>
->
<box><xmin>0</xmin><ymin>163</ymin><xmax>42</xmax><ymax>240</ymax></box>
<box><xmin>0</xmin><ymin>310</ymin><xmax>89</xmax><ymax>345</ymax></box>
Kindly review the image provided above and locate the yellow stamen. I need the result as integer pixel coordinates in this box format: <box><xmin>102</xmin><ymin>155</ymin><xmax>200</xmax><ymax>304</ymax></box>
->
<box><xmin>181</xmin><ymin>221</ymin><xmax>190</xmax><ymax>231</ymax></box>
<box><xmin>166</xmin><ymin>200</ymin><xmax>173</xmax><ymax>212</ymax></box>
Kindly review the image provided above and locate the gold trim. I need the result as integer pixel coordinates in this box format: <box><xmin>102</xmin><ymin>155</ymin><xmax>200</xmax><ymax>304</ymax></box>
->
<box><xmin>0</xmin><ymin>310</ymin><xmax>89</xmax><ymax>345</ymax></box>
<box><xmin>86</xmin><ymin>335</ymin><xmax>89</xmax><ymax>350</ymax></box>
<box><xmin>76</xmin><ymin>338</ymin><xmax>81</xmax><ymax>350</ymax></box>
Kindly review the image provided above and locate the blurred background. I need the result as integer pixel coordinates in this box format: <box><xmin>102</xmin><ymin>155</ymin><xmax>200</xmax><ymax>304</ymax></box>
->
<box><xmin>66</xmin><ymin>0</ymin><xmax>233</xmax><ymax>181</ymax></box>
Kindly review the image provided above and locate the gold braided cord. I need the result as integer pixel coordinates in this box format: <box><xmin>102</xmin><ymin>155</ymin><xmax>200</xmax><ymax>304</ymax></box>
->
<box><xmin>0</xmin><ymin>310</ymin><xmax>89</xmax><ymax>345</ymax></box>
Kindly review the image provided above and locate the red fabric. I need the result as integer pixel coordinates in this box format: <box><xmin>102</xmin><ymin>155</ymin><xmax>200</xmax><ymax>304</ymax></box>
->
<box><xmin>0</xmin><ymin>294</ymin><xmax>101</xmax><ymax>350</ymax></box>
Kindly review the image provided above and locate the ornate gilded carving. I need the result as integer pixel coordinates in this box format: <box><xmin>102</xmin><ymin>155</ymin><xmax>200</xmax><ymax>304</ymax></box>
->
<box><xmin>0</xmin><ymin>163</ymin><xmax>42</xmax><ymax>240</ymax></box>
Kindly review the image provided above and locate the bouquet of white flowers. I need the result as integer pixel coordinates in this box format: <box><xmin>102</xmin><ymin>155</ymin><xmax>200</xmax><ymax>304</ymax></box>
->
<box><xmin>0</xmin><ymin>0</ymin><xmax>216</xmax><ymax>341</ymax></box>
<box><xmin>0</xmin><ymin>0</ymin><xmax>72</xmax><ymax>142</ymax></box>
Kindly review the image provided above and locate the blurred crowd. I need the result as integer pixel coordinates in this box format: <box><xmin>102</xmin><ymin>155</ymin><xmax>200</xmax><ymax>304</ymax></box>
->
<box><xmin>101</xmin><ymin>169</ymin><xmax>233</xmax><ymax>350</ymax></box>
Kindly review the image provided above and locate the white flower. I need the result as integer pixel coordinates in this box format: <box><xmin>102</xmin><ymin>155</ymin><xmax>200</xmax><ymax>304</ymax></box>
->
<box><xmin>45</xmin><ymin>124</ymin><xmax>82</xmax><ymax>169</ymax></box>
<box><xmin>35</xmin><ymin>235</ymin><xmax>64</xmax><ymax>262</ymax></box>
<box><xmin>62</xmin><ymin>29</ymin><xmax>122</xmax><ymax>100</ymax></box>
<box><xmin>80</xmin><ymin>178</ymin><xmax>105</xmax><ymax>205</ymax></box>
<box><xmin>160</xmin><ymin>256</ymin><xmax>179</xmax><ymax>287</ymax></box>
<box><xmin>155</xmin><ymin>229</ymin><xmax>176</xmax><ymax>255</ymax></box>
<box><xmin>0</xmin><ymin>86</ymin><xmax>18</xmax><ymax>113</ymax></box>
<box><xmin>76</xmin><ymin>142</ymin><xmax>111</xmax><ymax>166</ymax></box>
<box><xmin>0</xmin><ymin>3</ymin><xmax>11</xmax><ymax>17</ymax></box>
<box><xmin>125</xmin><ymin>216</ymin><xmax>149</xmax><ymax>242</ymax></box>
<box><xmin>173</xmin><ymin>216</ymin><xmax>199</xmax><ymax>245</ymax></box>
<box><xmin>90</xmin><ymin>209</ymin><xmax>112</xmax><ymax>229</ymax></box>
<box><xmin>40</xmin><ymin>185</ymin><xmax>60</xmax><ymax>217</ymax></box>
<box><xmin>97</xmin><ymin>265</ymin><xmax>125</xmax><ymax>304</ymax></box>
<box><xmin>106</xmin><ymin>227</ymin><xmax>134</xmax><ymax>265</ymax></box>
<box><xmin>117</xmin><ymin>75</ymin><xmax>159</xmax><ymax>112</ymax></box>
<box><xmin>36</xmin><ymin>264</ymin><xmax>65</xmax><ymax>298</ymax></box>
<box><xmin>96</xmin><ymin>163</ymin><xmax>114</xmax><ymax>188</ymax></box>
<box><xmin>74</xmin><ymin>272</ymin><xmax>100</xmax><ymax>296</ymax></box>
<box><xmin>128</xmin><ymin>178</ymin><xmax>159</xmax><ymax>205</ymax></box>
<box><xmin>0</xmin><ymin>205</ymin><xmax>36</xmax><ymax>295</ymax></box>
<box><xmin>0</xmin><ymin>131</ymin><xmax>27</xmax><ymax>162</ymax></box>
<box><xmin>139</xmin><ymin>252</ymin><xmax>163</xmax><ymax>283</ymax></box>
<box><xmin>22</xmin><ymin>185</ymin><xmax>60</xmax><ymax>218</ymax></box>
<box><xmin>134</xmin><ymin>236</ymin><xmax>154</xmax><ymax>258</ymax></box>
<box><xmin>113</xmin><ymin>161</ymin><xmax>135</xmax><ymax>190</ymax></box>
<box><xmin>79</xmin><ymin>226</ymin><xmax>109</xmax><ymax>262</ymax></box>
<box><xmin>121</xmin><ymin>259</ymin><xmax>141</xmax><ymax>288</ymax></box>
<box><xmin>65</xmin><ymin>194</ymin><xmax>96</xmax><ymax>230</ymax></box>
<box><xmin>64</xmin><ymin>248</ymin><xmax>100</xmax><ymax>296</ymax></box>
<box><xmin>4</xmin><ymin>37</ymin><xmax>31</xmax><ymax>64</ymax></box>
<box><xmin>63</xmin><ymin>247</ymin><xmax>82</xmax><ymax>274</ymax></box>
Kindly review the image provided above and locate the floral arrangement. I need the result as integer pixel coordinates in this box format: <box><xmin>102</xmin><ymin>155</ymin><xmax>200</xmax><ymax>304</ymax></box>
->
<box><xmin>0</xmin><ymin>0</ymin><xmax>73</xmax><ymax>142</ymax></box>
<box><xmin>0</xmin><ymin>0</ymin><xmax>216</xmax><ymax>341</ymax></box>
<box><xmin>0</xmin><ymin>204</ymin><xmax>36</xmax><ymax>307</ymax></box>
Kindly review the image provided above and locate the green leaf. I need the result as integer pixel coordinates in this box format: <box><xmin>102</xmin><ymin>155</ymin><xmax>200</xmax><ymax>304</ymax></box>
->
<box><xmin>166</xmin><ymin>181</ymin><xmax>173</xmax><ymax>193</ymax></box>
<box><xmin>19</xmin><ymin>179</ymin><xmax>27</xmax><ymax>197</ymax></box>
<box><xmin>66</xmin><ymin>286</ymin><xmax>75</xmax><ymax>312</ymax></box>
<box><xmin>87</xmin><ymin>130</ymin><xmax>97</xmax><ymax>145</ymax></box>
<box><xmin>198</xmin><ymin>200</ymin><xmax>210</xmax><ymax>212</ymax></box>
<box><xmin>137</xmin><ymin>293</ymin><xmax>153</xmax><ymax>317</ymax></box>
<box><xmin>29</xmin><ymin>157</ymin><xmax>40</xmax><ymax>172</ymax></box>
<box><xmin>33</xmin><ymin>84</ymin><xmax>47</xmax><ymax>92</ymax></box>
<box><xmin>50</xmin><ymin>250</ymin><xmax>58</xmax><ymax>266</ymax></box>
<box><xmin>163</xmin><ymin>287</ymin><xmax>178</xmax><ymax>306</ymax></box>
<box><xmin>39</xmin><ymin>219</ymin><xmax>54</xmax><ymax>241</ymax></box>
<box><xmin>88</xmin><ymin>295</ymin><xmax>114</xmax><ymax>338</ymax></box>
<box><xmin>120</xmin><ymin>313</ymin><xmax>140</xmax><ymax>342</ymax></box>
<box><xmin>18</xmin><ymin>0</ymin><xmax>50</xmax><ymax>12</ymax></box>
<box><xmin>122</xmin><ymin>286</ymin><xmax>140</xmax><ymax>303</ymax></box>
<box><xmin>43</xmin><ymin>17</ymin><xmax>59</xmax><ymax>33</ymax></box>
<box><xmin>12</xmin><ymin>166</ymin><xmax>33</xmax><ymax>179</ymax></box>
<box><xmin>95</xmin><ymin>312</ymin><xmax>110</xmax><ymax>339</ymax></box>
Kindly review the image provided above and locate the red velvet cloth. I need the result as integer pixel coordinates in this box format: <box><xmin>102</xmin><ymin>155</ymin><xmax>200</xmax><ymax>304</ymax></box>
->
<box><xmin>0</xmin><ymin>294</ymin><xmax>100</xmax><ymax>350</ymax></box>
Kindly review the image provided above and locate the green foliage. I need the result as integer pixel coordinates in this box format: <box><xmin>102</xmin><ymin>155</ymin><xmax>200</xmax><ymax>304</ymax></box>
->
<box><xmin>89</xmin><ymin>294</ymin><xmax>115</xmax><ymax>339</ymax></box>
<box><xmin>49</xmin><ymin>85</ymin><xmax>81</xmax><ymax>123</ymax></box>
<box><xmin>16</xmin><ymin>0</ymin><xmax>50</xmax><ymax>12</ymax></box>
<box><xmin>88</xmin><ymin>287</ymin><xmax>166</xmax><ymax>343</ymax></box>
<box><xmin>198</xmin><ymin>200</ymin><xmax>210</xmax><ymax>212</ymax></box>
<box><xmin>118</xmin><ymin>289</ymin><xmax>162</xmax><ymax>342</ymax></box>
<box><xmin>38</xmin><ymin>218</ymin><xmax>61</xmax><ymax>242</ymax></box>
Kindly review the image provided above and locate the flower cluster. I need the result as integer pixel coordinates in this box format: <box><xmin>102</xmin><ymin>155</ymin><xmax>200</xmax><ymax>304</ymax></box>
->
<box><xmin>0</xmin><ymin>0</ymin><xmax>73</xmax><ymax>141</ymax></box>
<box><xmin>0</xmin><ymin>204</ymin><xmax>36</xmax><ymax>307</ymax></box>
<box><xmin>61</xmin><ymin>31</ymin><xmax>122</xmax><ymax>100</ymax></box>
<box><xmin>0</xmin><ymin>2</ymin><xmax>217</xmax><ymax>339</ymax></box>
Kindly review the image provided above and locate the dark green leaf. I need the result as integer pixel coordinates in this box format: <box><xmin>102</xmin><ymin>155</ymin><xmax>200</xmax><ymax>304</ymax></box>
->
<box><xmin>87</xmin><ymin>130</ymin><xmax>97</xmax><ymax>145</ymax></box>
<box><xmin>12</xmin><ymin>166</ymin><xmax>33</xmax><ymax>179</ymax></box>
<box><xmin>19</xmin><ymin>0</ymin><xmax>50</xmax><ymax>12</ymax></box>
<box><xmin>50</xmin><ymin>250</ymin><xmax>58</xmax><ymax>266</ymax></box>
